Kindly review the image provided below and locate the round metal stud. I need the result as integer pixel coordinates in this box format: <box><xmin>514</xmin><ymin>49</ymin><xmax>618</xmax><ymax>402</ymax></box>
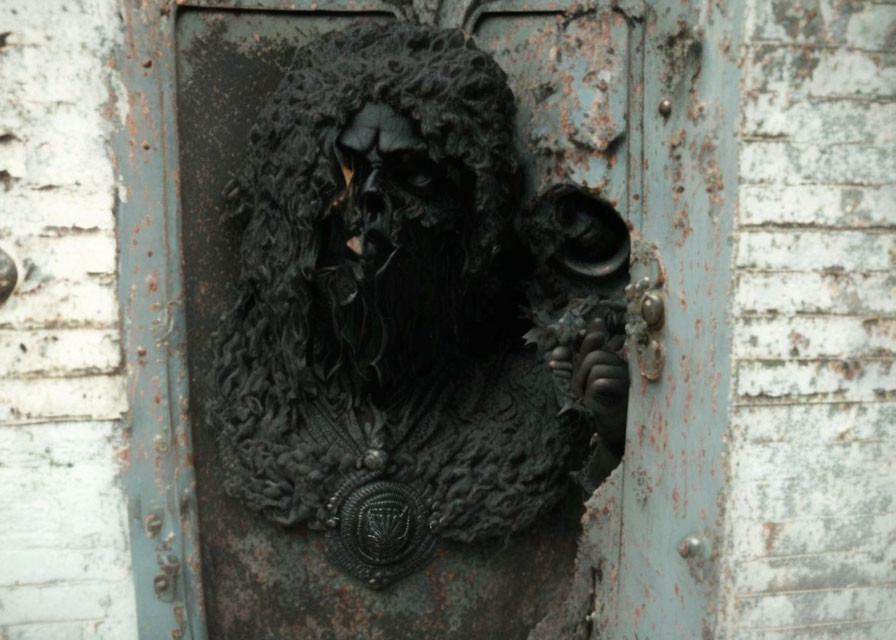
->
<box><xmin>641</xmin><ymin>293</ymin><xmax>665</xmax><ymax>329</ymax></box>
<box><xmin>0</xmin><ymin>246</ymin><xmax>17</xmax><ymax>306</ymax></box>
<box><xmin>658</xmin><ymin>98</ymin><xmax>672</xmax><ymax>117</ymax></box>
<box><xmin>363</xmin><ymin>448</ymin><xmax>388</xmax><ymax>470</ymax></box>
<box><xmin>678</xmin><ymin>535</ymin><xmax>703</xmax><ymax>558</ymax></box>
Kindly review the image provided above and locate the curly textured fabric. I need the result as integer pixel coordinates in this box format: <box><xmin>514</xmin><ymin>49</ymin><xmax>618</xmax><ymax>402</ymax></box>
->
<box><xmin>207</xmin><ymin>23</ymin><xmax>593</xmax><ymax>560</ymax></box>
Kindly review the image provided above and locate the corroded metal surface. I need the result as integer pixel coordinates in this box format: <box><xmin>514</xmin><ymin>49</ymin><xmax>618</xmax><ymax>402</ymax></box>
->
<box><xmin>175</xmin><ymin>8</ymin><xmax>599</xmax><ymax>638</ymax></box>
<box><xmin>198</xmin><ymin>17</ymin><xmax>630</xmax><ymax>594</ymax></box>
<box><xmin>115</xmin><ymin>1</ymin><xmax>207</xmax><ymax>638</ymax></box>
<box><xmin>609</xmin><ymin>2</ymin><xmax>742</xmax><ymax>638</ymax></box>
<box><xmin>172</xmin><ymin>1</ymin><xmax>644</xmax><ymax>637</ymax></box>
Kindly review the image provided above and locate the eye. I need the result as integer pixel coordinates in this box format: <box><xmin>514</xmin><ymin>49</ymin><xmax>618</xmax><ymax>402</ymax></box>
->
<box><xmin>406</xmin><ymin>170</ymin><xmax>435</xmax><ymax>190</ymax></box>
<box><xmin>394</xmin><ymin>153</ymin><xmax>440</xmax><ymax>194</ymax></box>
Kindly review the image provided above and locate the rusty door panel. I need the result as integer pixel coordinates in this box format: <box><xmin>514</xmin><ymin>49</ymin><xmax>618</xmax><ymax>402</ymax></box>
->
<box><xmin>174</xmin><ymin>6</ymin><xmax>631</xmax><ymax>639</ymax></box>
<box><xmin>474</xmin><ymin>9</ymin><xmax>635</xmax><ymax>211</ymax></box>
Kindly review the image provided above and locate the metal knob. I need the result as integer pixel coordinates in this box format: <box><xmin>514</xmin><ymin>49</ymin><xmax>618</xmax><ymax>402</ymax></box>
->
<box><xmin>641</xmin><ymin>293</ymin><xmax>664</xmax><ymax>329</ymax></box>
<box><xmin>0</xmin><ymin>247</ymin><xmax>17</xmax><ymax>306</ymax></box>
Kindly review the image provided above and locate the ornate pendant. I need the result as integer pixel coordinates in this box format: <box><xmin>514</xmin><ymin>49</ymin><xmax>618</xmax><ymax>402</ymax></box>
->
<box><xmin>325</xmin><ymin>475</ymin><xmax>438</xmax><ymax>589</ymax></box>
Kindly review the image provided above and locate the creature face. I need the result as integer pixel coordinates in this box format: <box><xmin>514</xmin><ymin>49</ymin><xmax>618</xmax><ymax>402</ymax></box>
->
<box><xmin>328</xmin><ymin>102</ymin><xmax>474</xmax><ymax>278</ymax></box>
<box><xmin>308</xmin><ymin>102</ymin><xmax>485</xmax><ymax>385</ymax></box>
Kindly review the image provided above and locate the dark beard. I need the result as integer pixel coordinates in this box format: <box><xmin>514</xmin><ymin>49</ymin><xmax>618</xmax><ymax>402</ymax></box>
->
<box><xmin>312</xmin><ymin>240</ymin><xmax>467</xmax><ymax>391</ymax></box>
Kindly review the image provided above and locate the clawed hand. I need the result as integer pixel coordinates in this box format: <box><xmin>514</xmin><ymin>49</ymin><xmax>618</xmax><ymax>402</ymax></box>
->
<box><xmin>547</xmin><ymin>318</ymin><xmax>629</xmax><ymax>451</ymax></box>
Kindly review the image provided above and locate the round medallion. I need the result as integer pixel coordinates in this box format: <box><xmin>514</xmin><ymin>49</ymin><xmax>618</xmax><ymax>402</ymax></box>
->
<box><xmin>325</xmin><ymin>479</ymin><xmax>436</xmax><ymax>588</ymax></box>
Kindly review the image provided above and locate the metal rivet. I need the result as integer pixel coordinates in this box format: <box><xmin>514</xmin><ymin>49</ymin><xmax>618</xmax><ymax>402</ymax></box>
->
<box><xmin>678</xmin><ymin>535</ymin><xmax>703</xmax><ymax>558</ymax></box>
<box><xmin>153</xmin><ymin>435</ymin><xmax>170</xmax><ymax>454</ymax></box>
<box><xmin>136</xmin><ymin>345</ymin><xmax>147</xmax><ymax>357</ymax></box>
<box><xmin>0</xmin><ymin>247</ymin><xmax>18</xmax><ymax>306</ymax></box>
<box><xmin>659</xmin><ymin>98</ymin><xmax>672</xmax><ymax>117</ymax></box>
<box><xmin>363</xmin><ymin>448</ymin><xmax>387</xmax><ymax>470</ymax></box>
<box><xmin>153</xmin><ymin>574</ymin><xmax>169</xmax><ymax>596</ymax></box>
<box><xmin>641</xmin><ymin>293</ymin><xmax>665</xmax><ymax>329</ymax></box>
<box><xmin>326</xmin><ymin>517</ymin><xmax>339</xmax><ymax>528</ymax></box>
<box><xmin>145</xmin><ymin>512</ymin><xmax>163</xmax><ymax>538</ymax></box>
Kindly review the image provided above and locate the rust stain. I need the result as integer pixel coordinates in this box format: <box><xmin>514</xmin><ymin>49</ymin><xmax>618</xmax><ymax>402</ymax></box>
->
<box><xmin>146</xmin><ymin>270</ymin><xmax>159</xmax><ymax>293</ymax></box>
<box><xmin>832</xmin><ymin>359</ymin><xmax>863</xmax><ymax>380</ymax></box>
<box><xmin>762</xmin><ymin>521</ymin><xmax>784</xmax><ymax>554</ymax></box>
<box><xmin>673</xmin><ymin>207</ymin><xmax>693</xmax><ymax>246</ymax></box>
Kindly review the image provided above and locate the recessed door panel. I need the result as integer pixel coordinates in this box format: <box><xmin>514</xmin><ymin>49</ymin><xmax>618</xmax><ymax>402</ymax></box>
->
<box><xmin>176</xmin><ymin>4</ymin><xmax>639</xmax><ymax>638</ymax></box>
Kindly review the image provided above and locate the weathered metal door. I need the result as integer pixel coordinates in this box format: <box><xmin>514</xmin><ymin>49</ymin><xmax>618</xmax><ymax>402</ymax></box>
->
<box><xmin>118</xmin><ymin>0</ymin><xmax>739</xmax><ymax>638</ymax></box>
<box><xmin>174</xmin><ymin>2</ymin><xmax>641</xmax><ymax>638</ymax></box>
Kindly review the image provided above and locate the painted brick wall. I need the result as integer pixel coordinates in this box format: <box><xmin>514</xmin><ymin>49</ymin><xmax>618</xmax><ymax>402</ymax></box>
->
<box><xmin>0</xmin><ymin>1</ymin><xmax>138</xmax><ymax>638</ymax></box>
<box><xmin>721</xmin><ymin>1</ymin><xmax>896</xmax><ymax>638</ymax></box>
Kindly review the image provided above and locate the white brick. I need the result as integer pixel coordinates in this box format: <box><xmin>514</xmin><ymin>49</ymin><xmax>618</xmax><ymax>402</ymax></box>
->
<box><xmin>0</xmin><ymin>186</ymin><xmax>116</xmax><ymax>236</ymax></box>
<box><xmin>731</xmin><ymin>402</ymin><xmax>896</xmax><ymax>445</ymax></box>
<box><xmin>0</xmin><ymin>376</ymin><xmax>127</xmax><ymax>423</ymax></box>
<box><xmin>739</xmin><ymin>184</ymin><xmax>896</xmax><ymax>228</ymax></box>
<box><xmin>734</xmin><ymin>316</ymin><xmax>896</xmax><ymax>359</ymax></box>
<box><xmin>0</xmin><ymin>40</ymin><xmax>113</xmax><ymax>113</ymax></box>
<box><xmin>0</xmin><ymin>547</ymin><xmax>131</xmax><ymax>587</ymax></box>
<box><xmin>23</xmin><ymin>104</ymin><xmax>114</xmax><ymax>191</ymax></box>
<box><xmin>740</xmin><ymin>141</ymin><xmax>896</xmax><ymax>185</ymax></box>
<box><xmin>0</xmin><ymin>621</ymin><xmax>86</xmax><ymax>640</ymax></box>
<box><xmin>5</xmin><ymin>232</ymin><xmax>117</xmax><ymax>281</ymax></box>
<box><xmin>742</xmin><ymin>97</ymin><xmax>896</xmax><ymax>145</ymax></box>
<box><xmin>0</xmin><ymin>421</ymin><xmax>121</xmax><ymax>470</ymax></box>
<box><xmin>733</xmin><ymin>546</ymin><xmax>896</xmax><ymax>595</ymax></box>
<box><xmin>736</xmin><ymin>586</ymin><xmax>896</xmax><ymax>628</ymax></box>
<box><xmin>730</xmin><ymin>439</ymin><xmax>891</xmax><ymax>483</ymax></box>
<box><xmin>0</xmin><ymin>423</ymin><xmax>131</xmax><ymax>574</ymax></box>
<box><xmin>0</xmin><ymin>580</ymin><xmax>134</xmax><ymax>626</ymax></box>
<box><xmin>736</xmin><ymin>358</ymin><xmax>895</xmax><ymax>401</ymax></box>
<box><xmin>730</xmin><ymin>513</ymin><xmax>896</xmax><ymax>558</ymax></box>
<box><xmin>734</xmin><ymin>271</ymin><xmax>896</xmax><ymax>315</ymax></box>
<box><xmin>729</xmin><ymin>472</ymin><xmax>894</xmax><ymax>521</ymax></box>
<box><xmin>0</xmin><ymin>329</ymin><xmax>121</xmax><ymax>377</ymax></box>
<box><xmin>0</xmin><ymin>279</ymin><xmax>119</xmax><ymax>330</ymax></box>
<box><xmin>745</xmin><ymin>46</ymin><xmax>896</xmax><ymax>101</ymax></box>
<box><xmin>844</xmin><ymin>2</ymin><xmax>896</xmax><ymax>51</ymax></box>
<box><xmin>736</xmin><ymin>230</ymin><xmax>896</xmax><ymax>271</ymax></box>
<box><xmin>749</xmin><ymin>0</ymin><xmax>896</xmax><ymax>50</ymax></box>
<box><xmin>731</xmin><ymin>621</ymin><xmax>896</xmax><ymax>640</ymax></box>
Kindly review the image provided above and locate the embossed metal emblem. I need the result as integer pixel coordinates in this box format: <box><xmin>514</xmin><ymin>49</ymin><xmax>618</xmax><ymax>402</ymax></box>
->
<box><xmin>326</xmin><ymin>477</ymin><xmax>437</xmax><ymax>588</ymax></box>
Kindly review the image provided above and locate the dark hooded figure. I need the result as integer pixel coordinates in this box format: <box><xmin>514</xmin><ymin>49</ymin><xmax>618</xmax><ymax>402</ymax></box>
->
<box><xmin>207</xmin><ymin>22</ymin><xmax>626</xmax><ymax>588</ymax></box>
